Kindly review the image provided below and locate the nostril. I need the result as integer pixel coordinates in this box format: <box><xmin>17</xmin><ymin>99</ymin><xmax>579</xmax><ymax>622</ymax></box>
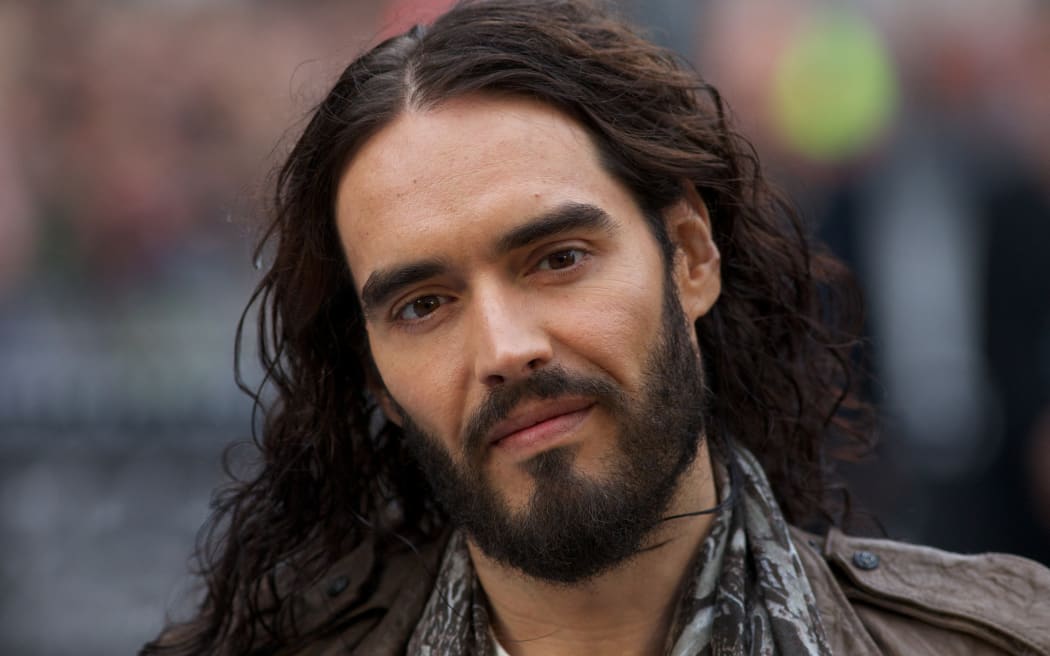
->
<box><xmin>484</xmin><ymin>373</ymin><xmax>506</xmax><ymax>387</ymax></box>
<box><xmin>526</xmin><ymin>358</ymin><xmax>544</xmax><ymax>370</ymax></box>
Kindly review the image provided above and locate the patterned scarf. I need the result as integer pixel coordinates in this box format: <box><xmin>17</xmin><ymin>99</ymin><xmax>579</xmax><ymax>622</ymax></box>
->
<box><xmin>407</xmin><ymin>444</ymin><xmax>831</xmax><ymax>655</ymax></box>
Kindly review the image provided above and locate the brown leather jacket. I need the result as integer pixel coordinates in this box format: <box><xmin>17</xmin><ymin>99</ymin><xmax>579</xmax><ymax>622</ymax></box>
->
<box><xmin>284</xmin><ymin>527</ymin><xmax>1050</xmax><ymax>655</ymax></box>
<box><xmin>789</xmin><ymin>527</ymin><xmax>1050</xmax><ymax>655</ymax></box>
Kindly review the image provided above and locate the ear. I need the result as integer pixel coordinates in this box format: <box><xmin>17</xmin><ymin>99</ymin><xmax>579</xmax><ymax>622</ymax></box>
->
<box><xmin>365</xmin><ymin>359</ymin><xmax>404</xmax><ymax>428</ymax></box>
<box><xmin>664</xmin><ymin>183</ymin><xmax>721</xmax><ymax>323</ymax></box>
<box><xmin>375</xmin><ymin>389</ymin><xmax>404</xmax><ymax>428</ymax></box>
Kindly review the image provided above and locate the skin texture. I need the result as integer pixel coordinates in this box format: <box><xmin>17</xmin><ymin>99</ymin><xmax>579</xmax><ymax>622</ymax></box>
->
<box><xmin>336</xmin><ymin>95</ymin><xmax>723</xmax><ymax>655</ymax></box>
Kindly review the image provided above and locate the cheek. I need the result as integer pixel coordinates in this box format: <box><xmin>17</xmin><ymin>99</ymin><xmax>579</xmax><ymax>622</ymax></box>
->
<box><xmin>371</xmin><ymin>339</ymin><xmax>466</xmax><ymax>444</ymax></box>
<box><xmin>553</xmin><ymin>267</ymin><xmax>665</xmax><ymax>381</ymax></box>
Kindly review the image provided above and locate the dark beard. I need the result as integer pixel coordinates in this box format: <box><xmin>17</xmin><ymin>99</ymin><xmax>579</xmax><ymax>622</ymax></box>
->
<box><xmin>395</xmin><ymin>284</ymin><xmax>707</xmax><ymax>584</ymax></box>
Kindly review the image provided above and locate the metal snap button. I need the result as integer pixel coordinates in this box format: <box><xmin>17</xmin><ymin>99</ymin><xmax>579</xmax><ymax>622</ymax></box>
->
<box><xmin>326</xmin><ymin>575</ymin><xmax>350</xmax><ymax>597</ymax></box>
<box><xmin>852</xmin><ymin>550</ymin><xmax>880</xmax><ymax>571</ymax></box>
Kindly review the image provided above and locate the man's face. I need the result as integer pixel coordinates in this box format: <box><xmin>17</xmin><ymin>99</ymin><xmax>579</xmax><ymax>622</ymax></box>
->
<box><xmin>336</xmin><ymin>95</ymin><xmax>716</xmax><ymax>581</ymax></box>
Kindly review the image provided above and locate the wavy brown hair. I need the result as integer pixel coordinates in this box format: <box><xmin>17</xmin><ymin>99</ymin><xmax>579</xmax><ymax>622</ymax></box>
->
<box><xmin>143</xmin><ymin>1</ymin><xmax>873</xmax><ymax>653</ymax></box>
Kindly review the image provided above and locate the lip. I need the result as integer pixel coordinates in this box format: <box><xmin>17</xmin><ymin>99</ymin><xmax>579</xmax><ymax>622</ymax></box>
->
<box><xmin>487</xmin><ymin>398</ymin><xmax>594</xmax><ymax>455</ymax></box>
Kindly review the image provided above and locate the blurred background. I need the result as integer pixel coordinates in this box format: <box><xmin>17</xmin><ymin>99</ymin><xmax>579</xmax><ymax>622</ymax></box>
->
<box><xmin>1</xmin><ymin>0</ymin><xmax>1047</xmax><ymax>653</ymax></box>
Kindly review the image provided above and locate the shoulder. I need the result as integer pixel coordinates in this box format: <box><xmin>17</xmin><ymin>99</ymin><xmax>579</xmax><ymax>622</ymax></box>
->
<box><xmin>790</xmin><ymin>525</ymin><xmax>1050</xmax><ymax>655</ymax></box>
<box><xmin>282</xmin><ymin>531</ymin><xmax>449</xmax><ymax>656</ymax></box>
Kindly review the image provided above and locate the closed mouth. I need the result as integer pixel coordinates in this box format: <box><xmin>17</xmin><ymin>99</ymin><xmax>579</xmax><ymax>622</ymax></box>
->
<box><xmin>486</xmin><ymin>397</ymin><xmax>595</xmax><ymax>446</ymax></box>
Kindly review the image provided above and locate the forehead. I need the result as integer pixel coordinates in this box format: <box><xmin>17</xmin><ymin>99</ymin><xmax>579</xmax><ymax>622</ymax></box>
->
<box><xmin>334</xmin><ymin>95</ymin><xmax>640</xmax><ymax>284</ymax></box>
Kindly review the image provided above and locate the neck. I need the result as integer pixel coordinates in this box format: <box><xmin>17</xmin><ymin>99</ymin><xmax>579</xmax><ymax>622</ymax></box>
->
<box><xmin>467</xmin><ymin>440</ymin><xmax>718</xmax><ymax>656</ymax></box>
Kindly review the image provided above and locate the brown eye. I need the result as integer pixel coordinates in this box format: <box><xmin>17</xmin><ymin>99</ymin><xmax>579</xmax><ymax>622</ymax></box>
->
<box><xmin>397</xmin><ymin>295</ymin><xmax>446</xmax><ymax>321</ymax></box>
<box><xmin>538</xmin><ymin>249</ymin><xmax>582</xmax><ymax>271</ymax></box>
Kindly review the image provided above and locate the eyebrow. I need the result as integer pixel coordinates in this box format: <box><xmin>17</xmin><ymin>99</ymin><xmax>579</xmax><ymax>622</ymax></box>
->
<box><xmin>493</xmin><ymin>202</ymin><xmax>616</xmax><ymax>256</ymax></box>
<box><xmin>360</xmin><ymin>258</ymin><xmax>451</xmax><ymax>319</ymax></box>
<box><xmin>359</xmin><ymin>202</ymin><xmax>617</xmax><ymax>318</ymax></box>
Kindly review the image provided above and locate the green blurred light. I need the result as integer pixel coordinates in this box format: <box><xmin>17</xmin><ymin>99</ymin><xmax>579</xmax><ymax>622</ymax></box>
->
<box><xmin>772</xmin><ymin>10</ymin><xmax>897</xmax><ymax>162</ymax></box>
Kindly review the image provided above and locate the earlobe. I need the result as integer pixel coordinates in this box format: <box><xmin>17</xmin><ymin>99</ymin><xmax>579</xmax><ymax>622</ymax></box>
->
<box><xmin>666</xmin><ymin>184</ymin><xmax>721</xmax><ymax>322</ymax></box>
<box><xmin>376</xmin><ymin>390</ymin><xmax>404</xmax><ymax>428</ymax></box>
<box><xmin>365</xmin><ymin>361</ymin><xmax>404</xmax><ymax>427</ymax></box>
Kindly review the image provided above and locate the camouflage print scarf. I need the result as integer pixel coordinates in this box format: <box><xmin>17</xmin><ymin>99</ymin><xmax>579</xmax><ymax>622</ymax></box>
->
<box><xmin>407</xmin><ymin>444</ymin><xmax>832</xmax><ymax>655</ymax></box>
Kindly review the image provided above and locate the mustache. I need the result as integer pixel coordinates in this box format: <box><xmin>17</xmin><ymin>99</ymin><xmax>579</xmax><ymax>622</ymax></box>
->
<box><xmin>461</xmin><ymin>366</ymin><xmax>626</xmax><ymax>458</ymax></box>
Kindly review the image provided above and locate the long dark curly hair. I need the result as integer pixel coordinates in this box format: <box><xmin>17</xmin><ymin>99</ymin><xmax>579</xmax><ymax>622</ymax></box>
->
<box><xmin>143</xmin><ymin>1</ymin><xmax>873</xmax><ymax>653</ymax></box>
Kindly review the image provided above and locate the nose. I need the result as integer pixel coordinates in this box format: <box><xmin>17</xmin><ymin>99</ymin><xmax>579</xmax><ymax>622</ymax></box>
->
<box><xmin>470</xmin><ymin>287</ymin><xmax>553</xmax><ymax>387</ymax></box>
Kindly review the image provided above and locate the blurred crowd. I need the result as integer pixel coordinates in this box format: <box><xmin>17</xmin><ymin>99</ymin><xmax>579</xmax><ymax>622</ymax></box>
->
<box><xmin>0</xmin><ymin>0</ymin><xmax>1048</xmax><ymax>650</ymax></box>
<box><xmin>691</xmin><ymin>0</ymin><xmax>1050</xmax><ymax>563</ymax></box>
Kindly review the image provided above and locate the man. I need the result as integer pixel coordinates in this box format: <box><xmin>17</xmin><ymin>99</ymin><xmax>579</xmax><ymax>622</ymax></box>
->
<box><xmin>144</xmin><ymin>1</ymin><xmax>1050</xmax><ymax>654</ymax></box>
